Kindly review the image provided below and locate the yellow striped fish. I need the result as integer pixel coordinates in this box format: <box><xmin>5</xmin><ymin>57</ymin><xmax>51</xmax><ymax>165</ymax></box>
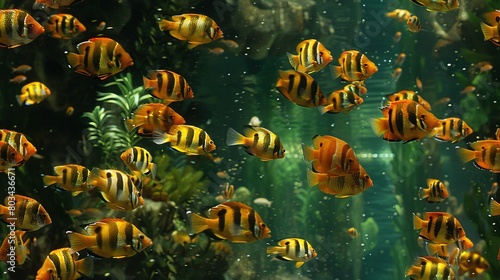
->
<box><xmin>306</xmin><ymin>166</ymin><xmax>373</xmax><ymax>198</ymax></box>
<box><xmin>457</xmin><ymin>128</ymin><xmax>500</xmax><ymax>173</ymax></box>
<box><xmin>125</xmin><ymin>103</ymin><xmax>186</xmax><ymax>136</ymax></box>
<box><xmin>433</xmin><ymin>117</ymin><xmax>473</xmax><ymax>143</ymax></box>
<box><xmin>143</xmin><ymin>70</ymin><xmax>194</xmax><ymax>103</ymax></box>
<box><xmin>0</xmin><ymin>129</ymin><xmax>37</xmax><ymax>161</ymax></box>
<box><xmin>410</xmin><ymin>0</ymin><xmax>459</xmax><ymax>12</ymax></box>
<box><xmin>153</xmin><ymin>125</ymin><xmax>216</xmax><ymax>155</ymax></box>
<box><xmin>158</xmin><ymin>13</ymin><xmax>224</xmax><ymax>49</ymax></box>
<box><xmin>322</xmin><ymin>87</ymin><xmax>364</xmax><ymax>114</ymax></box>
<box><xmin>16</xmin><ymin>82</ymin><xmax>51</xmax><ymax>106</ymax></box>
<box><xmin>413</xmin><ymin>212</ymin><xmax>473</xmax><ymax>247</ymax></box>
<box><xmin>0</xmin><ymin>195</ymin><xmax>52</xmax><ymax>231</ymax></box>
<box><xmin>419</xmin><ymin>179</ymin><xmax>449</xmax><ymax>203</ymax></box>
<box><xmin>275</xmin><ymin>70</ymin><xmax>327</xmax><ymax>108</ymax></box>
<box><xmin>332</xmin><ymin>50</ymin><xmax>378</xmax><ymax>82</ymax></box>
<box><xmin>226</xmin><ymin>125</ymin><xmax>285</xmax><ymax>161</ymax></box>
<box><xmin>43</xmin><ymin>164</ymin><xmax>91</xmax><ymax>195</ymax></box>
<box><xmin>385</xmin><ymin>90</ymin><xmax>431</xmax><ymax>111</ymax></box>
<box><xmin>407</xmin><ymin>15</ymin><xmax>422</xmax><ymax>32</ymax></box>
<box><xmin>286</xmin><ymin>39</ymin><xmax>333</xmax><ymax>74</ymax></box>
<box><xmin>0</xmin><ymin>9</ymin><xmax>45</xmax><ymax>48</ymax></box>
<box><xmin>267</xmin><ymin>238</ymin><xmax>317</xmax><ymax>268</ymax></box>
<box><xmin>66</xmin><ymin>37</ymin><xmax>133</xmax><ymax>80</ymax></box>
<box><xmin>87</xmin><ymin>168</ymin><xmax>144</xmax><ymax>211</ymax></box>
<box><xmin>35</xmin><ymin>248</ymin><xmax>94</xmax><ymax>280</ymax></box>
<box><xmin>189</xmin><ymin>202</ymin><xmax>271</xmax><ymax>243</ymax></box>
<box><xmin>458</xmin><ymin>251</ymin><xmax>490</xmax><ymax>276</ymax></box>
<box><xmin>0</xmin><ymin>141</ymin><xmax>24</xmax><ymax>172</ymax></box>
<box><xmin>45</xmin><ymin>14</ymin><xmax>86</xmax><ymax>39</ymax></box>
<box><xmin>120</xmin><ymin>146</ymin><xmax>157</xmax><ymax>178</ymax></box>
<box><xmin>66</xmin><ymin>218</ymin><xmax>153</xmax><ymax>258</ymax></box>
<box><xmin>406</xmin><ymin>256</ymin><xmax>455</xmax><ymax>280</ymax></box>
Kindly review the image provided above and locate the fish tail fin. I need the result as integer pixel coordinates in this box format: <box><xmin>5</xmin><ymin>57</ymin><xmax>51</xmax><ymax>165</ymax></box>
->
<box><xmin>370</xmin><ymin>118</ymin><xmax>388</xmax><ymax>136</ymax></box>
<box><xmin>66</xmin><ymin>231</ymin><xmax>94</xmax><ymax>253</ymax></box>
<box><xmin>405</xmin><ymin>265</ymin><xmax>421</xmax><ymax>277</ymax></box>
<box><xmin>142</xmin><ymin>76</ymin><xmax>153</xmax><ymax>91</ymax></box>
<box><xmin>188</xmin><ymin>211</ymin><xmax>209</xmax><ymax>234</ymax></box>
<box><xmin>75</xmin><ymin>256</ymin><xmax>94</xmax><ymax>279</ymax></box>
<box><xmin>417</xmin><ymin>187</ymin><xmax>428</xmax><ymax>199</ymax></box>
<box><xmin>266</xmin><ymin>246</ymin><xmax>280</xmax><ymax>255</ymax></box>
<box><xmin>149</xmin><ymin>163</ymin><xmax>158</xmax><ymax>179</ymax></box>
<box><xmin>0</xmin><ymin>205</ymin><xmax>9</xmax><ymax>216</ymax></box>
<box><xmin>306</xmin><ymin>169</ymin><xmax>320</xmax><ymax>187</ymax></box>
<box><xmin>331</xmin><ymin>65</ymin><xmax>342</xmax><ymax>79</ymax></box>
<box><xmin>66</xmin><ymin>52</ymin><xmax>81</xmax><ymax>68</ymax></box>
<box><xmin>42</xmin><ymin>175</ymin><xmax>58</xmax><ymax>187</ymax></box>
<box><xmin>490</xmin><ymin>199</ymin><xmax>500</xmax><ymax>216</ymax></box>
<box><xmin>480</xmin><ymin>22</ymin><xmax>495</xmax><ymax>41</ymax></box>
<box><xmin>413</xmin><ymin>213</ymin><xmax>424</xmax><ymax>230</ymax></box>
<box><xmin>88</xmin><ymin>168</ymin><xmax>104</xmax><ymax>190</ymax></box>
<box><xmin>286</xmin><ymin>52</ymin><xmax>299</xmax><ymax>70</ymax></box>
<box><xmin>301</xmin><ymin>143</ymin><xmax>316</xmax><ymax>161</ymax></box>
<box><xmin>226</xmin><ymin>127</ymin><xmax>245</xmax><ymax>146</ymax></box>
<box><xmin>152</xmin><ymin>130</ymin><xmax>170</xmax><ymax>145</ymax></box>
<box><xmin>158</xmin><ymin>19</ymin><xmax>176</xmax><ymax>31</ymax></box>
<box><xmin>457</xmin><ymin>148</ymin><xmax>475</xmax><ymax>163</ymax></box>
<box><xmin>16</xmin><ymin>94</ymin><xmax>26</xmax><ymax>106</ymax></box>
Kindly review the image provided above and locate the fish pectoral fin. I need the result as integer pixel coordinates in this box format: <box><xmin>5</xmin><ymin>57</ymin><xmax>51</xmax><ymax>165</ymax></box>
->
<box><xmin>295</xmin><ymin>261</ymin><xmax>305</xmax><ymax>268</ymax></box>
<box><xmin>124</xmin><ymin>245</ymin><xmax>132</xmax><ymax>251</ymax></box>
<box><xmin>228</xmin><ymin>224</ymin><xmax>248</xmax><ymax>236</ymax></box>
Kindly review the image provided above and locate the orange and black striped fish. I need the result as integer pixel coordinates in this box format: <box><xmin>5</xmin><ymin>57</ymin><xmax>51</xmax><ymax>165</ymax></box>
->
<box><xmin>35</xmin><ymin>248</ymin><xmax>94</xmax><ymax>280</ymax></box>
<box><xmin>43</xmin><ymin>164</ymin><xmax>91</xmax><ymax>195</ymax></box>
<box><xmin>413</xmin><ymin>212</ymin><xmax>473</xmax><ymax>247</ymax></box>
<box><xmin>188</xmin><ymin>201</ymin><xmax>271</xmax><ymax>243</ymax></box>
<box><xmin>306</xmin><ymin>166</ymin><xmax>373</xmax><ymax>198</ymax></box>
<box><xmin>302</xmin><ymin>135</ymin><xmax>360</xmax><ymax>176</ymax></box>
<box><xmin>458</xmin><ymin>251</ymin><xmax>490</xmax><ymax>277</ymax></box>
<box><xmin>322</xmin><ymin>86</ymin><xmax>363</xmax><ymax>114</ymax></box>
<box><xmin>66</xmin><ymin>37</ymin><xmax>133</xmax><ymax>80</ymax></box>
<box><xmin>226</xmin><ymin>125</ymin><xmax>285</xmax><ymax>161</ymax></box>
<box><xmin>158</xmin><ymin>13</ymin><xmax>223</xmax><ymax>49</ymax></box>
<box><xmin>0</xmin><ymin>129</ymin><xmax>37</xmax><ymax>161</ymax></box>
<box><xmin>419</xmin><ymin>179</ymin><xmax>449</xmax><ymax>203</ymax></box>
<box><xmin>406</xmin><ymin>256</ymin><xmax>455</xmax><ymax>280</ymax></box>
<box><xmin>385</xmin><ymin>90</ymin><xmax>431</xmax><ymax>111</ymax></box>
<box><xmin>286</xmin><ymin>39</ymin><xmax>333</xmax><ymax>74</ymax></box>
<box><xmin>0</xmin><ymin>195</ymin><xmax>52</xmax><ymax>231</ymax></box>
<box><xmin>153</xmin><ymin>125</ymin><xmax>216</xmax><ymax>155</ymax></box>
<box><xmin>45</xmin><ymin>14</ymin><xmax>86</xmax><ymax>39</ymax></box>
<box><xmin>120</xmin><ymin>146</ymin><xmax>157</xmax><ymax>178</ymax></box>
<box><xmin>0</xmin><ymin>230</ymin><xmax>30</xmax><ymax>265</ymax></box>
<box><xmin>457</xmin><ymin>128</ymin><xmax>500</xmax><ymax>173</ymax></box>
<box><xmin>407</xmin><ymin>15</ymin><xmax>421</xmax><ymax>32</ymax></box>
<box><xmin>347</xmin><ymin>227</ymin><xmax>359</xmax><ymax>238</ymax></box>
<box><xmin>17</xmin><ymin>82</ymin><xmax>51</xmax><ymax>106</ymax></box>
<box><xmin>386</xmin><ymin>9</ymin><xmax>411</xmax><ymax>22</ymax></box>
<box><xmin>275</xmin><ymin>70</ymin><xmax>327</xmax><ymax>108</ymax></box>
<box><xmin>433</xmin><ymin>117</ymin><xmax>473</xmax><ymax>143</ymax></box>
<box><xmin>143</xmin><ymin>70</ymin><xmax>193</xmax><ymax>104</ymax></box>
<box><xmin>0</xmin><ymin>141</ymin><xmax>24</xmax><ymax>172</ymax></box>
<box><xmin>371</xmin><ymin>99</ymin><xmax>441</xmax><ymax>143</ymax></box>
<box><xmin>35</xmin><ymin>0</ymin><xmax>80</xmax><ymax>9</ymax></box>
<box><xmin>410</xmin><ymin>0</ymin><xmax>459</xmax><ymax>12</ymax></box>
<box><xmin>331</xmin><ymin>50</ymin><xmax>378</xmax><ymax>82</ymax></box>
<box><xmin>0</xmin><ymin>9</ymin><xmax>45</xmax><ymax>48</ymax></box>
<box><xmin>66</xmin><ymin>218</ymin><xmax>153</xmax><ymax>259</ymax></box>
<box><xmin>125</xmin><ymin>103</ymin><xmax>186</xmax><ymax>137</ymax></box>
<box><xmin>267</xmin><ymin>238</ymin><xmax>317</xmax><ymax>268</ymax></box>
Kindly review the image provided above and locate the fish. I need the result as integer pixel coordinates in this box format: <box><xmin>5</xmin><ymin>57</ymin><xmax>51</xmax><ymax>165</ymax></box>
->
<box><xmin>11</xmin><ymin>65</ymin><xmax>32</xmax><ymax>73</ymax></box>
<box><xmin>43</xmin><ymin>164</ymin><xmax>92</xmax><ymax>195</ymax></box>
<box><xmin>371</xmin><ymin>99</ymin><xmax>441</xmax><ymax>143</ymax></box>
<box><xmin>286</xmin><ymin>39</ymin><xmax>333</xmax><ymax>74</ymax></box>
<box><xmin>425</xmin><ymin>242</ymin><xmax>460</xmax><ymax>261</ymax></box>
<box><xmin>226</xmin><ymin>125</ymin><xmax>285</xmax><ymax>161</ymax></box>
<box><xmin>386</xmin><ymin>9</ymin><xmax>411</xmax><ymax>22</ymax></box>
<box><xmin>188</xmin><ymin>202</ymin><xmax>271</xmax><ymax>243</ymax></box>
<box><xmin>275</xmin><ymin>70</ymin><xmax>327</xmax><ymax>108</ymax></box>
<box><xmin>87</xmin><ymin>168</ymin><xmax>144</xmax><ymax>211</ymax></box>
<box><xmin>393</xmin><ymin>31</ymin><xmax>402</xmax><ymax>43</ymax></box>
<box><xmin>394</xmin><ymin>53</ymin><xmax>406</xmax><ymax>66</ymax></box>
<box><xmin>66</xmin><ymin>218</ymin><xmax>153</xmax><ymax>259</ymax></box>
<box><xmin>143</xmin><ymin>70</ymin><xmax>194</xmax><ymax>104</ymax></box>
<box><xmin>17</xmin><ymin>82</ymin><xmax>51</xmax><ymax>106</ymax></box>
<box><xmin>432</xmin><ymin>117</ymin><xmax>473</xmax><ymax>143</ymax></box>
<box><xmin>158</xmin><ymin>13</ymin><xmax>223</xmax><ymax>49</ymax></box>
<box><xmin>171</xmin><ymin>230</ymin><xmax>192</xmax><ymax>246</ymax></box>
<box><xmin>392</xmin><ymin>67</ymin><xmax>402</xmax><ymax>81</ymax></box>
<box><xmin>480</xmin><ymin>11</ymin><xmax>500</xmax><ymax>46</ymax></box>
<box><xmin>331</xmin><ymin>50</ymin><xmax>378</xmax><ymax>82</ymax></box>
<box><xmin>125</xmin><ymin>103</ymin><xmax>186</xmax><ymax>137</ymax></box>
<box><xmin>0</xmin><ymin>9</ymin><xmax>45</xmax><ymax>48</ymax></box>
<box><xmin>302</xmin><ymin>135</ymin><xmax>360</xmax><ymax>176</ymax></box>
<box><xmin>0</xmin><ymin>195</ymin><xmax>52</xmax><ymax>231</ymax></box>
<box><xmin>66</xmin><ymin>37</ymin><xmax>133</xmax><ymax>80</ymax></box>
<box><xmin>321</xmin><ymin>86</ymin><xmax>364</xmax><ymax>114</ymax></box>
<box><xmin>434</xmin><ymin>97</ymin><xmax>451</xmax><ymax>106</ymax></box>
<box><xmin>419</xmin><ymin>179</ymin><xmax>450</xmax><ymax>203</ymax></box>
<box><xmin>0</xmin><ymin>141</ymin><xmax>24</xmax><ymax>172</ymax></box>
<box><xmin>153</xmin><ymin>125</ymin><xmax>216</xmax><ymax>155</ymax></box>
<box><xmin>407</xmin><ymin>15</ymin><xmax>421</xmax><ymax>33</ymax></box>
<box><xmin>457</xmin><ymin>128</ymin><xmax>500</xmax><ymax>173</ymax></box>
<box><xmin>120</xmin><ymin>146</ymin><xmax>157</xmax><ymax>178</ymax></box>
<box><xmin>9</xmin><ymin>75</ymin><xmax>27</xmax><ymax>84</ymax></box>
<box><xmin>460</xmin><ymin>85</ymin><xmax>476</xmax><ymax>94</ymax></box>
<box><xmin>0</xmin><ymin>230</ymin><xmax>30</xmax><ymax>265</ymax></box>
<box><xmin>221</xmin><ymin>39</ymin><xmax>239</xmax><ymax>48</ymax></box>
<box><xmin>35</xmin><ymin>248</ymin><xmax>94</xmax><ymax>280</ymax></box>
<box><xmin>96</xmin><ymin>21</ymin><xmax>106</xmax><ymax>31</ymax></box>
<box><xmin>416</xmin><ymin>77</ymin><xmax>423</xmax><ymax>90</ymax></box>
<box><xmin>208</xmin><ymin>47</ymin><xmax>224</xmax><ymax>55</ymax></box>
<box><xmin>266</xmin><ymin>238</ymin><xmax>317</xmax><ymax>268</ymax></box>
<box><xmin>45</xmin><ymin>14</ymin><xmax>86</xmax><ymax>40</ymax></box>
<box><xmin>0</xmin><ymin>129</ymin><xmax>37</xmax><ymax>161</ymax></box>
<box><xmin>474</xmin><ymin>61</ymin><xmax>493</xmax><ymax>74</ymax></box>
<box><xmin>347</xmin><ymin>227</ymin><xmax>359</xmax><ymax>238</ymax></box>
<box><xmin>413</xmin><ymin>212</ymin><xmax>473</xmax><ymax>247</ymax></box>
<box><xmin>410</xmin><ymin>0</ymin><xmax>459</xmax><ymax>12</ymax></box>
<box><xmin>406</xmin><ymin>256</ymin><xmax>456</xmax><ymax>280</ymax></box>
<box><xmin>306</xmin><ymin>167</ymin><xmax>373</xmax><ymax>198</ymax></box>
<box><xmin>488</xmin><ymin>182</ymin><xmax>498</xmax><ymax>198</ymax></box>
<box><xmin>35</xmin><ymin>0</ymin><xmax>80</xmax><ymax>9</ymax></box>
<box><xmin>253</xmin><ymin>197</ymin><xmax>272</xmax><ymax>207</ymax></box>
<box><xmin>66</xmin><ymin>106</ymin><xmax>75</xmax><ymax>116</ymax></box>
<box><xmin>458</xmin><ymin>251</ymin><xmax>490</xmax><ymax>277</ymax></box>
<box><xmin>490</xmin><ymin>198</ymin><xmax>500</xmax><ymax>216</ymax></box>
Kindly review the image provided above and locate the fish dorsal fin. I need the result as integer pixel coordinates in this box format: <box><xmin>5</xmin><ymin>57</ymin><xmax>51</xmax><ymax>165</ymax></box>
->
<box><xmin>97</xmin><ymin>218</ymin><xmax>126</xmax><ymax>224</ymax></box>
<box><xmin>222</xmin><ymin>201</ymin><xmax>252</xmax><ymax>210</ymax></box>
<box><xmin>242</xmin><ymin>125</ymin><xmax>258</xmax><ymax>136</ymax></box>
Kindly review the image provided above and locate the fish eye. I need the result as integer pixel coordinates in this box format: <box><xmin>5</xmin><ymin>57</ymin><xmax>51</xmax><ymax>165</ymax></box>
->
<box><xmin>23</xmin><ymin>143</ymin><xmax>28</xmax><ymax>147</ymax></box>
<box><xmin>347</xmin><ymin>159</ymin><xmax>353</xmax><ymax>164</ymax></box>
<box><xmin>364</xmin><ymin>175</ymin><xmax>370</xmax><ymax>180</ymax></box>
<box><xmin>420</xmin><ymin>114</ymin><xmax>426</xmax><ymax>120</ymax></box>
<box><xmin>299</xmin><ymin>48</ymin><xmax>303</xmax><ymax>52</ymax></box>
<box><xmin>209</xmin><ymin>140</ymin><xmax>214</xmax><ymax>144</ymax></box>
<box><xmin>48</xmin><ymin>268</ymin><xmax>53</xmax><ymax>274</ymax></box>
<box><xmin>11</xmin><ymin>152</ymin><xmax>16</xmax><ymax>157</ymax></box>
<box><xmin>319</xmin><ymin>52</ymin><xmax>323</xmax><ymax>56</ymax></box>
<box><xmin>139</xmin><ymin>234</ymin><xmax>145</xmax><ymax>240</ymax></box>
<box><xmin>260</xmin><ymin>223</ymin><xmax>266</xmax><ymax>228</ymax></box>
<box><xmin>363</xmin><ymin>63</ymin><xmax>368</xmax><ymax>68</ymax></box>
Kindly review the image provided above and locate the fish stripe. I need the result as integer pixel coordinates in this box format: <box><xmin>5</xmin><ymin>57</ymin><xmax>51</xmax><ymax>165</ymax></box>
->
<box><xmin>355</xmin><ymin>52</ymin><xmax>363</xmax><ymax>76</ymax></box>
<box><xmin>427</xmin><ymin>216</ymin><xmax>433</xmax><ymax>236</ymax></box>
<box><xmin>247</xmin><ymin>209</ymin><xmax>257</xmax><ymax>238</ymax></box>
<box><xmin>48</xmin><ymin>251</ymin><xmax>62</xmax><ymax>276</ymax></box>
<box><xmin>185</xmin><ymin>126</ymin><xmax>194</xmax><ymax>148</ymax></box>
<box><xmin>178</xmin><ymin>17</ymin><xmax>185</xmax><ymax>33</ymax></box>
<box><xmin>0</xmin><ymin>142</ymin><xmax>7</xmax><ymax>159</ymax></box>
<box><xmin>178</xmin><ymin>75</ymin><xmax>185</xmax><ymax>98</ymax></box>
<box><xmin>263</xmin><ymin>132</ymin><xmax>271</xmax><ymax>152</ymax></box>
<box><xmin>408</xmin><ymin>101</ymin><xmax>417</xmax><ymax>127</ymax></box>
<box><xmin>301</xmin><ymin>41</ymin><xmax>309</xmax><ymax>67</ymax></box>
<box><xmin>218</xmin><ymin>208</ymin><xmax>226</xmax><ymax>232</ymax></box>
<box><xmin>253</xmin><ymin>132</ymin><xmax>259</xmax><ymax>148</ymax></box>
<box><xmin>69</xmin><ymin>16</ymin><xmax>76</xmax><ymax>35</ymax></box>
<box><xmin>395</xmin><ymin>103</ymin><xmax>405</xmax><ymax>136</ymax></box>
<box><xmin>62</xmin><ymin>249</ymin><xmax>73</xmax><ymax>279</ymax></box>
<box><xmin>17</xmin><ymin>199</ymin><xmax>28</xmax><ymax>225</ymax></box>
<box><xmin>344</xmin><ymin>52</ymin><xmax>352</xmax><ymax>79</ymax></box>
<box><xmin>429</xmin><ymin>262</ymin><xmax>438</xmax><ymax>279</ymax></box>
<box><xmin>202</xmin><ymin>17</ymin><xmax>213</xmax><ymax>40</ymax></box>
<box><xmin>287</xmin><ymin>73</ymin><xmax>295</xmax><ymax>94</ymax></box>
<box><xmin>273</xmin><ymin>137</ymin><xmax>282</xmax><ymax>157</ymax></box>
<box><xmin>17</xmin><ymin>11</ymin><xmax>26</xmax><ymax>38</ymax></box>
<box><xmin>83</xmin><ymin>46</ymin><xmax>90</xmax><ymax>69</ymax></box>
<box><xmin>388</xmin><ymin>108</ymin><xmax>394</xmax><ymax>135</ymax></box>
<box><xmin>340</xmin><ymin>144</ymin><xmax>350</xmax><ymax>171</ymax></box>
<box><xmin>489</xmin><ymin>145</ymin><xmax>496</xmax><ymax>167</ymax></box>
<box><xmin>5</xmin><ymin>11</ymin><xmax>14</xmax><ymax>40</ymax></box>
<box><xmin>125</xmin><ymin>222</ymin><xmax>134</xmax><ymax>250</ymax></box>
<box><xmin>108</xmin><ymin>222</ymin><xmax>119</xmax><ymax>251</ymax></box>
<box><xmin>156</xmin><ymin>72</ymin><xmax>163</xmax><ymax>94</ymax></box>
<box><xmin>310</xmin><ymin>80</ymin><xmax>318</xmax><ymax>105</ymax></box>
<box><xmin>198</xmin><ymin>131</ymin><xmax>206</xmax><ymax>153</ymax></box>
<box><xmin>434</xmin><ymin>215</ymin><xmax>444</xmax><ymax>240</ymax></box>
<box><xmin>443</xmin><ymin>119</ymin><xmax>449</xmax><ymax>138</ymax></box>
<box><xmin>176</xmin><ymin>130</ymin><xmax>182</xmax><ymax>146</ymax></box>
<box><xmin>303</xmin><ymin>239</ymin><xmax>309</xmax><ymax>257</ymax></box>
<box><xmin>297</xmin><ymin>73</ymin><xmax>307</xmax><ymax>98</ymax></box>
<box><xmin>61</xmin><ymin>16</ymin><xmax>67</xmax><ymax>36</ymax></box>
<box><xmin>457</xmin><ymin>119</ymin><xmax>463</xmax><ymax>135</ymax></box>
<box><xmin>166</xmin><ymin>71</ymin><xmax>174</xmax><ymax>97</ymax></box>
<box><xmin>445</xmin><ymin>216</ymin><xmax>455</xmax><ymax>240</ymax></box>
<box><xmin>105</xmin><ymin>41</ymin><xmax>116</xmax><ymax>69</ymax></box>
<box><xmin>127</xmin><ymin>176</ymin><xmax>134</xmax><ymax>208</ymax></box>
<box><xmin>92</xmin><ymin>40</ymin><xmax>102</xmax><ymax>73</ymax></box>
<box><xmin>295</xmin><ymin>239</ymin><xmax>301</xmax><ymax>258</ymax></box>
<box><xmin>189</xmin><ymin>15</ymin><xmax>199</xmax><ymax>36</ymax></box>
